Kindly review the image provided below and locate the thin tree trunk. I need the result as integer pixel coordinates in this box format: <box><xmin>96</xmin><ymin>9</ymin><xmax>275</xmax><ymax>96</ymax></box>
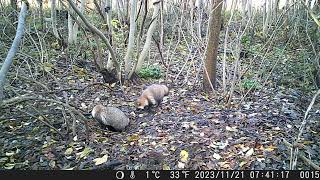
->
<box><xmin>106</xmin><ymin>0</ymin><xmax>114</xmax><ymax>71</ymax></box>
<box><xmin>128</xmin><ymin>0</ymin><xmax>148</xmax><ymax>79</ymax></box>
<box><xmin>10</xmin><ymin>0</ymin><xmax>17</xmax><ymax>23</ymax></box>
<box><xmin>135</xmin><ymin>0</ymin><xmax>161</xmax><ymax>72</ymax></box>
<box><xmin>72</xmin><ymin>0</ymin><xmax>86</xmax><ymax>43</ymax></box>
<box><xmin>67</xmin><ymin>3</ymin><xmax>74</xmax><ymax>44</ymax></box>
<box><xmin>0</xmin><ymin>2</ymin><xmax>28</xmax><ymax>100</ymax></box>
<box><xmin>124</xmin><ymin>0</ymin><xmax>137</xmax><ymax>75</ymax></box>
<box><xmin>222</xmin><ymin>0</ymin><xmax>236</xmax><ymax>93</ymax></box>
<box><xmin>51</xmin><ymin>0</ymin><xmax>60</xmax><ymax>39</ymax></box>
<box><xmin>160</xmin><ymin>0</ymin><xmax>164</xmax><ymax>48</ymax></box>
<box><xmin>203</xmin><ymin>0</ymin><xmax>223</xmax><ymax>91</ymax></box>
<box><xmin>37</xmin><ymin>0</ymin><xmax>44</xmax><ymax>30</ymax></box>
<box><xmin>197</xmin><ymin>0</ymin><xmax>203</xmax><ymax>38</ymax></box>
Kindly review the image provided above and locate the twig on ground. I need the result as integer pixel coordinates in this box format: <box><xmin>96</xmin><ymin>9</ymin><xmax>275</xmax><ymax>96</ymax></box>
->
<box><xmin>283</xmin><ymin>138</ymin><xmax>320</xmax><ymax>170</ymax></box>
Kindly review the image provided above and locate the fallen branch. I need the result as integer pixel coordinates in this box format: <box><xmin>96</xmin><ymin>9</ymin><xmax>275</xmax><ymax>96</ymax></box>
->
<box><xmin>17</xmin><ymin>108</ymin><xmax>65</xmax><ymax>139</ymax></box>
<box><xmin>283</xmin><ymin>138</ymin><xmax>320</xmax><ymax>170</ymax></box>
<box><xmin>0</xmin><ymin>95</ymin><xmax>90</xmax><ymax>140</ymax></box>
<box><xmin>291</xmin><ymin>89</ymin><xmax>320</xmax><ymax>169</ymax></box>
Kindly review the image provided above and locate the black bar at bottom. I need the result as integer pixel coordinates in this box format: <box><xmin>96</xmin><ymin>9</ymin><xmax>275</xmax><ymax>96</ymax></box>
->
<box><xmin>0</xmin><ymin>170</ymin><xmax>319</xmax><ymax>180</ymax></box>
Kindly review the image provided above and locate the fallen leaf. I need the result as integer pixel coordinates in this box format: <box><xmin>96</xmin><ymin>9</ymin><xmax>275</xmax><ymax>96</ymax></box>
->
<box><xmin>303</xmin><ymin>141</ymin><xmax>314</xmax><ymax>145</ymax></box>
<box><xmin>180</xmin><ymin>150</ymin><xmax>189</xmax><ymax>162</ymax></box>
<box><xmin>239</xmin><ymin>161</ymin><xmax>247</xmax><ymax>167</ymax></box>
<box><xmin>5</xmin><ymin>152</ymin><xmax>15</xmax><ymax>156</ymax></box>
<box><xmin>226</xmin><ymin>126</ymin><xmax>238</xmax><ymax>132</ymax></box>
<box><xmin>65</xmin><ymin>148</ymin><xmax>73</xmax><ymax>155</ymax></box>
<box><xmin>127</xmin><ymin>134</ymin><xmax>140</xmax><ymax>142</ymax></box>
<box><xmin>265</xmin><ymin>145</ymin><xmax>277</xmax><ymax>152</ymax></box>
<box><xmin>163</xmin><ymin>164</ymin><xmax>170</xmax><ymax>170</ymax></box>
<box><xmin>245</xmin><ymin>148</ymin><xmax>254</xmax><ymax>157</ymax></box>
<box><xmin>93</xmin><ymin>154</ymin><xmax>108</xmax><ymax>166</ymax></box>
<box><xmin>213</xmin><ymin>153</ymin><xmax>221</xmax><ymax>160</ymax></box>
<box><xmin>78</xmin><ymin>147</ymin><xmax>93</xmax><ymax>159</ymax></box>
<box><xmin>4</xmin><ymin>163</ymin><xmax>15</xmax><ymax>169</ymax></box>
<box><xmin>177</xmin><ymin>161</ymin><xmax>185</xmax><ymax>168</ymax></box>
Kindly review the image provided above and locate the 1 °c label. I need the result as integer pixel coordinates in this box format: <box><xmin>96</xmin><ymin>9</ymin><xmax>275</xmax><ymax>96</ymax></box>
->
<box><xmin>146</xmin><ymin>171</ymin><xmax>161</xmax><ymax>179</ymax></box>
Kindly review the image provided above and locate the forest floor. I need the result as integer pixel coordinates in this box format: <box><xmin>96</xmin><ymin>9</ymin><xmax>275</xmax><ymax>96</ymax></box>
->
<box><xmin>1</xmin><ymin>46</ymin><xmax>319</xmax><ymax>170</ymax></box>
<box><xmin>0</xmin><ymin>16</ymin><xmax>320</xmax><ymax>169</ymax></box>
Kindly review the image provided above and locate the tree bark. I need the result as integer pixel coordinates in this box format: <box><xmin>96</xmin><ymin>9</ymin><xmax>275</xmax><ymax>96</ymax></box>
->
<box><xmin>135</xmin><ymin>0</ymin><xmax>161</xmax><ymax>72</ymax></box>
<box><xmin>0</xmin><ymin>2</ymin><xmax>28</xmax><ymax>100</ymax></box>
<box><xmin>51</xmin><ymin>0</ymin><xmax>60</xmax><ymax>39</ymax></box>
<box><xmin>71</xmin><ymin>0</ymin><xmax>86</xmax><ymax>43</ymax></box>
<box><xmin>197</xmin><ymin>0</ymin><xmax>203</xmax><ymax>38</ymax></box>
<box><xmin>105</xmin><ymin>0</ymin><xmax>114</xmax><ymax>72</ymax></box>
<box><xmin>203</xmin><ymin>0</ymin><xmax>223</xmax><ymax>92</ymax></box>
<box><xmin>67</xmin><ymin>2</ymin><xmax>74</xmax><ymax>44</ymax></box>
<box><xmin>36</xmin><ymin>0</ymin><xmax>44</xmax><ymax>30</ymax></box>
<box><xmin>124</xmin><ymin>0</ymin><xmax>137</xmax><ymax>75</ymax></box>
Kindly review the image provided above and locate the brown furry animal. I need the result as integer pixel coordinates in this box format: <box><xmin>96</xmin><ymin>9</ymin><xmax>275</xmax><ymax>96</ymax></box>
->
<box><xmin>136</xmin><ymin>84</ymin><xmax>169</xmax><ymax>109</ymax></box>
<box><xmin>91</xmin><ymin>104</ymin><xmax>130</xmax><ymax>131</ymax></box>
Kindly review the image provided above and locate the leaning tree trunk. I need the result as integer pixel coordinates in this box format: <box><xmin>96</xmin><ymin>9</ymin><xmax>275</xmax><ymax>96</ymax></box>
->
<box><xmin>135</xmin><ymin>0</ymin><xmax>161</xmax><ymax>72</ymax></box>
<box><xmin>124</xmin><ymin>0</ymin><xmax>137</xmax><ymax>75</ymax></box>
<box><xmin>0</xmin><ymin>2</ymin><xmax>28</xmax><ymax>100</ymax></box>
<box><xmin>203</xmin><ymin>0</ymin><xmax>223</xmax><ymax>92</ymax></box>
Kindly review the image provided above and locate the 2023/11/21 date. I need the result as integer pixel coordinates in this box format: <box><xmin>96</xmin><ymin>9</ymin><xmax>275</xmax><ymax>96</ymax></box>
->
<box><xmin>193</xmin><ymin>171</ymin><xmax>245</xmax><ymax>179</ymax></box>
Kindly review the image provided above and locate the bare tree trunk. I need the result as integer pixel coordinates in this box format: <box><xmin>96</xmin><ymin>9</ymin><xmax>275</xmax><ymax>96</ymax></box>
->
<box><xmin>263</xmin><ymin>0</ymin><xmax>271</xmax><ymax>36</ymax></box>
<box><xmin>203</xmin><ymin>0</ymin><xmax>223</xmax><ymax>91</ymax></box>
<box><xmin>36</xmin><ymin>0</ymin><xmax>44</xmax><ymax>30</ymax></box>
<box><xmin>275</xmin><ymin>0</ymin><xmax>280</xmax><ymax>19</ymax></box>
<box><xmin>190</xmin><ymin>0</ymin><xmax>195</xmax><ymax>37</ymax></box>
<box><xmin>72</xmin><ymin>0</ymin><xmax>86</xmax><ymax>43</ymax></box>
<box><xmin>197</xmin><ymin>0</ymin><xmax>203</xmax><ymax>38</ymax></box>
<box><xmin>128</xmin><ymin>0</ymin><xmax>148</xmax><ymax>79</ymax></box>
<box><xmin>93</xmin><ymin>0</ymin><xmax>107</xmax><ymax>22</ymax></box>
<box><xmin>10</xmin><ymin>0</ymin><xmax>17</xmax><ymax>23</ymax></box>
<box><xmin>135</xmin><ymin>0</ymin><xmax>161</xmax><ymax>72</ymax></box>
<box><xmin>51</xmin><ymin>0</ymin><xmax>60</xmax><ymax>39</ymax></box>
<box><xmin>222</xmin><ymin>0</ymin><xmax>236</xmax><ymax>93</ymax></box>
<box><xmin>67</xmin><ymin>3</ymin><xmax>74</xmax><ymax>44</ymax></box>
<box><xmin>0</xmin><ymin>2</ymin><xmax>28</xmax><ymax>100</ymax></box>
<box><xmin>115</xmin><ymin>0</ymin><xmax>122</xmax><ymax>22</ymax></box>
<box><xmin>118</xmin><ymin>0</ymin><xmax>125</xmax><ymax>23</ymax></box>
<box><xmin>124</xmin><ymin>0</ymin><xmax>137</xmax><ymax>75</ymax></box>
<box><xmin>106</xmin><ymin>0</ymin><xmax>114</xmax><ymax>71</ymax></box>
<box><xmin>160</xmin><ymin>0</ymin><xmax>164</xmax><ymax>48</ymax></box>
